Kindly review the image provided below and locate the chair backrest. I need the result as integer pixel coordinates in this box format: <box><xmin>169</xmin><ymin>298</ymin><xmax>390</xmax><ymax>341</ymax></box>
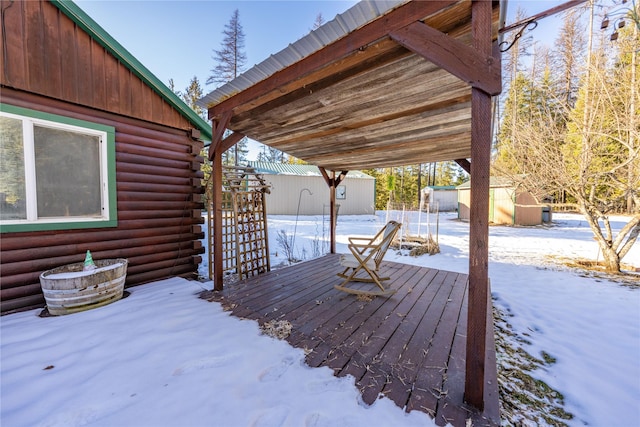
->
<box><xmin>373</xmin><ymin>221</ymin><xmax>401</xmax><ymax>267</ymax></box>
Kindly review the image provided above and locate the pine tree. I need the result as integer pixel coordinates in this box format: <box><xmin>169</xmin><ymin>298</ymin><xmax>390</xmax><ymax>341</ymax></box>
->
<box><xmin>256</xmin><ymin>145</ymin><xmax>287</xmax><ymax>163</ymax></box>
<box><xmin>176</xmin><ymin>76</ymin><xmax>211</xmax><ymax>204</ymax></box>
<box><xmin>182</xmin><ymin>76</ymin><xmax>205</xmax><ymax>120</ymax></box>
<box><xmin>207</xmin><ymin>9</ymin><xmax>248</xmax><ymax>166</ymax></box>
<box><xmin>494</xmin><ymin>72</ymin><xmax>535</xmax><ymax>173</ymax></box>
<box><xmin>551</xmin><ymin>7</ymin><xmax>587</xmax><ymax>109</ymax></box>
<box><xmin>207</xmin><ymin>9</ymin><xmax>247</xmax><ymax>86</ymax></box>
<box><xmin>610</xmin><ymin>13</ymin><xmax>639</xmax><ymax>214</ymax></box>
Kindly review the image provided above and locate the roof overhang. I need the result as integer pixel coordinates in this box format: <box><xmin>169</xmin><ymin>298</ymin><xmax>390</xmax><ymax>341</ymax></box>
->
<box><xmin>199</xmin><ymin>0</ymin><xmax>504</xmax><ymax>171</ymax></box>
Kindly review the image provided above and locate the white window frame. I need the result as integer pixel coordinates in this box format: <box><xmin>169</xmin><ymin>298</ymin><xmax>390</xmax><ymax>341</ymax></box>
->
<box><xmin>0</xmin><ymin>104</ymin><xmax>117</xmax><ymax>232</ymax></box>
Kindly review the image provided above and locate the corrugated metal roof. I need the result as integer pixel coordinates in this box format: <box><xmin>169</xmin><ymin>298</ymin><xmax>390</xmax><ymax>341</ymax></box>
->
<box><xmin>197</xmin><ymin>0</ymin><xmax>408</xmax><ymax>109</ymax></box>
<box><xmin>247</xmin><ymin>162</ymin><xmax>374</xmax><ymax>179</ymax></box>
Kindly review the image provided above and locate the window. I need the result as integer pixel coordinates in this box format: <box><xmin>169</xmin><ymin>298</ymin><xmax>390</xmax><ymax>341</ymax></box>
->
<box><xmin>0</xmin><ymin>104</ymin><xmax>116</xmax><ymax>232</ymax></box>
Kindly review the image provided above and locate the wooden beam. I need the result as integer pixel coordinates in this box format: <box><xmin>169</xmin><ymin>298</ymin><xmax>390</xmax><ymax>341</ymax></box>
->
<box><xmin>207</xmin><ymin>0</ymin><xmax>458</xmax><ymax>119</ymax></box>
<box><xmin>499</xmin><ymin>0</ymin><xmax>587</xmax><ymax>34</ymax></box>
<box><xmin>455</xmin><ymin>158</ymin><xmax>471</xmax><ymax>174</ymax></box>
<box><xmin>208</xmin><ymin>111</ymin><xmax>232</xmax><ymax>160</ymax></box>
<box><xmin>329</xmin><ymin>171</ymin><xmax>337</xmax><ymax>254</ymax></box>
<box><xmin>465</xmin><ymin>0</ymin><xmax>493</xmax><ymax>411</ymax></box>
<box><xmin>219</xmin><ymin>131</ymin><xmax>246</xmax><ymax>153</ymax></box>
<box><xmin>389</xmin><ymin>21</ymin><xmax>501</xmax><ymax>96</ymax></box>
<box><xmin>335</xmin><ymin>171</ymin><xmax>349</xmax><ymax>186</ymax></box>
<box><xmin>318</xmin><ymin>166</ymin><xmax>332</xmax><ymax>187</ymax></box>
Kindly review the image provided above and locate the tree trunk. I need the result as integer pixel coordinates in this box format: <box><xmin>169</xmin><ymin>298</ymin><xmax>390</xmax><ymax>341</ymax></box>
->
<box><xmin>628</xmin><ymin>27</ymin><xmax>637</xmax><ymax>214</ymax></box>
<box><xmin>579</xmin><ymin>200</ymin><xmax>622</xmax><ymax>273</ymax></box>
<box><xmin>601</xmin><ymin>246</ymin><xmax>621</xmax><ymax>273</ymax></box>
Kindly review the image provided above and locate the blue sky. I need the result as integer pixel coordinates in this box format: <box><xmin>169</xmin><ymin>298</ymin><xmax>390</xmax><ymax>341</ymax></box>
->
<box><xmin>75</xmin><ymin>0</ymin><xmax>359</xmax><ymax>94</ymax></box>
<box><xmin>74</xmin><ymin>0</ymin><xmax>577</xmax><ymax>95</ymax></box>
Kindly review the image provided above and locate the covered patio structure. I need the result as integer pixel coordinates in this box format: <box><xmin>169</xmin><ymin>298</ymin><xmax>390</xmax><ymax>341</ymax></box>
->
<box><xmin>199</xmin><ymin>0</ymin><xmax>503</xmax><ymax>423</ymax></box>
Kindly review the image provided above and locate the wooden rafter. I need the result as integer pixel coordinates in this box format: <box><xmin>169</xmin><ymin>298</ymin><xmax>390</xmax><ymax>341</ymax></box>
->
<box><xmin>455</xmin><ymin>158</ymin><xmax>471</xmax><ymax>174</ymax></box>
<box><xmin>208</xmin><ymin>111</ymin><xmax>232</xmax><ymax>158</ymax></box>
<box><xmin>389</xmin><ymin>21</ymin><xmax>501</xmax><ymax>95</ymax></box>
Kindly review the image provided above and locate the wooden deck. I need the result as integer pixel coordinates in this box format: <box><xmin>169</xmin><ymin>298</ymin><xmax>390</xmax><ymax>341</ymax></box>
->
<box><xmin>204</xmin><ymin>254</ymin><xmax>499</xmax><ymax>426</ymax></box>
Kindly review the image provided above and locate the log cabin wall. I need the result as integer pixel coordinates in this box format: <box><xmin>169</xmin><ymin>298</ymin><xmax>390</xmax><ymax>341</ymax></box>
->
<box><xmin>0</xmin><ymin>0</ymin><xmax>206</xmax><ymax>313</ymax></box>
<box><xmin>0</xmin><ymin>0</ymin><xmax>193</xmax><ymax>129</ymax></box>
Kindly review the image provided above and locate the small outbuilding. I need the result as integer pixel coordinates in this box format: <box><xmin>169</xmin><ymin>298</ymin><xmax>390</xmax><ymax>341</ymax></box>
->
<box><xmin>247</xmin><ymin>161</ymin><xmax>375</xmax><ymax>215</ymax></box>
<box><xmin>422</xmin><ymin>185</ymin><xmax>459</xmax><ymax>212</ymax></box>
<box><xmin>457</xmin><ymin>177</ymin><xmax>546</xmax><ymax>226</ymax></box>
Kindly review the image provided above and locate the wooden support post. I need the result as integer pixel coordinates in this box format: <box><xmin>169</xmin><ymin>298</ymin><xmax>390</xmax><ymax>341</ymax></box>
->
<box><xmin>208</xmin><ymin>113</ymin><xmax>232</xmax><ymax>292</ymax></box>
<box><xmin>329</xmin><ymin>171</ymin><xmax>337</xmax><ymax>254</ymax></box>
<box><xmin>212</xmin><ymin>148</ymin><xmax>223</xmax><ymax>291</ymax></box>
<box><xmin>465</xmin><ymin>0</ymin><xmax>493</xmax><ymax>411</ymax></box>
<box><xmin>318</xmin><ymin>167</ymin><xmax>347</xmax><ymax>254</ymax></box>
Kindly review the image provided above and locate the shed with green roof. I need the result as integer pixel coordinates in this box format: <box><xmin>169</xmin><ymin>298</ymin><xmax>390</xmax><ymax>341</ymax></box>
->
<box><xmin>248</xmin><ymin>162</ymin><xmax>375</xmax><ymax>215</ymax></box>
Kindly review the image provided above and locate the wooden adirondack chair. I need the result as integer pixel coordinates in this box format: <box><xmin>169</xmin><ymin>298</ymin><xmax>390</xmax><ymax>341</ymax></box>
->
<box><xmin>335</xmin><ymin>220</ymin><xmax>401</xmax><ymax>297</ymax></box>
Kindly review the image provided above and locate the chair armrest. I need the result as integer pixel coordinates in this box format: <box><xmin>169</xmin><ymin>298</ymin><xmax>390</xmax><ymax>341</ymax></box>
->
<box><xmin>347</xmin><ymin>242</ymin><xmax>378</xmax><ymax>255</ymax></box>
<box><xmin>348</xmin><ymin>242</ymin><xmax>377</xmax><ymax>249</ymax></box>
<box><xmin>348</xmin><ymin>236</ymin><xmax>374</xmax><ymax>245</ymax></box>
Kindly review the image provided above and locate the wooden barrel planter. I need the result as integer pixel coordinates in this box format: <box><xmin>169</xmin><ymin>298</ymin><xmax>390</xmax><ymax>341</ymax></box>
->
<box><xmin>39</xmin><ymin>259</ymin><xmax>128</xmax><ymax>315</ymax></box>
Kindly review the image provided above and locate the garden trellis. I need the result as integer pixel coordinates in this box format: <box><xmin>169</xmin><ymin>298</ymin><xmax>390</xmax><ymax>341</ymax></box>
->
<box><xmin>207</xmin><ymin>166</ymin><xmax>271</xmax><ymax>280</ymax></box>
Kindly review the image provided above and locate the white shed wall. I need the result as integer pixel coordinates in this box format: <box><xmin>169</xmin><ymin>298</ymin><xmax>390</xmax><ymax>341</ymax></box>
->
<box><xmin>261</xmin><ymin>175</ymin><xmax>375</xmax><ymax>215</ymax></box>
<box><xmin>432</xmin><ymin>189</ymin><xmax>458</xmax><ymax>211</ymax></box>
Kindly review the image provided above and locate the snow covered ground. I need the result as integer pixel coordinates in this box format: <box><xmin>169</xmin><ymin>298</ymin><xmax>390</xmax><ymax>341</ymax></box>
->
<box><xmin>1</xmin><ymin>211</ymin><xmax>638</xmax><ymax>426</ymax></box>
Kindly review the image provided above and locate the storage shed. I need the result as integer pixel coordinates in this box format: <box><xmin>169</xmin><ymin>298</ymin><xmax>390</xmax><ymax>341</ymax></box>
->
<box><xmin>247</xmin><ymin>162</ymin><xmax>375</xmax><ymax>215</ymax></box>
<box><xmin>457</xmin><ymin>177</ymin><xmax>544</xmax><ymax>225</ymax></box>
<box><xmin>0</xmin><ymin>0</ymin><xmax>211</xmax><ymax>313</ymax></box>
<box><xmin>425</xmin><ymin>185</ymin><xmax>459</xmax><ymax>212</ymax></box>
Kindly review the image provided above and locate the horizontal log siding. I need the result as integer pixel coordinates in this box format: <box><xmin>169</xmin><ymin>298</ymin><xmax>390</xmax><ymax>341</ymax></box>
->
<box><xmin>0</xmin><ymin>0</ymin><xmax>191</xmax><ymax>131</ymax></box>
<box><xmin>0</xmin><ymin>88</ymin><xmax>205</xmax><ymax>314</ymax></box>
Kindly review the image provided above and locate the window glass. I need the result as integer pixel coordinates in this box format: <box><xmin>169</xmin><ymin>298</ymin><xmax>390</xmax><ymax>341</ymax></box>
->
<box><xmin>0</xmin><ymin>116</ymin><xmax>27</xmax><ymax>220</ymax></box>
<box><xmin>0</xmin><ymin>104</ymin><xmax>116</xmax><ymax>232</ymax></box>
<box><xmin>34</xmin><ymin>126</ymin><xmax>102</xmax><ymax>218</ymax></box>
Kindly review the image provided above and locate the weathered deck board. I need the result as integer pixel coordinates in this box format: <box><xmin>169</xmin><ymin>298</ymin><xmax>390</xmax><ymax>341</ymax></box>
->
<box><xmin>205</xmin><ymin>254</ymin><xmax>499</xmax><ymax>426</ymax></box>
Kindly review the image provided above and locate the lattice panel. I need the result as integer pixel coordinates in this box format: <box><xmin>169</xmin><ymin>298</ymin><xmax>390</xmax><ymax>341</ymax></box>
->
<box><xmin>207</xmin><ymin>187</ymin><xmax>236</xmax><ymax>279</ymax></box>
<box><xmin>207</xmin><ymin>166</ymin><xmax>270</xmax><ymax>281</ymax></box>
<box><xmin>222</xmin><ymin>191</ymin><xmax>236</xmax><ymax>274</ymax></box>
<box><xmin>232</xmin><ymin>190</ymin><xmax>269</xmax><ymax>278</ymax></box>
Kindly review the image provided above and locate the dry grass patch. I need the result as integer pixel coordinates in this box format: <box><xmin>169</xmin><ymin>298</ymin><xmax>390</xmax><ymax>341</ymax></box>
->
<box><xmin>392</xmin><ymin>235</ymin><xmax>440</xmax><ymax>256</ymax></box>
<box><xmin>494</xmin><ymin>304</ymin><xmax>573</xmax><ymax>426</ymax></box>
<box><xmin>548</xmin><ymin>256</ymin><xmax>640</xmax><ymax>288</ymax></box>
<box><xmin>260</xmin><ymin>320</ymin><xmax>292</xmax><ymax>339</ymax></box>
